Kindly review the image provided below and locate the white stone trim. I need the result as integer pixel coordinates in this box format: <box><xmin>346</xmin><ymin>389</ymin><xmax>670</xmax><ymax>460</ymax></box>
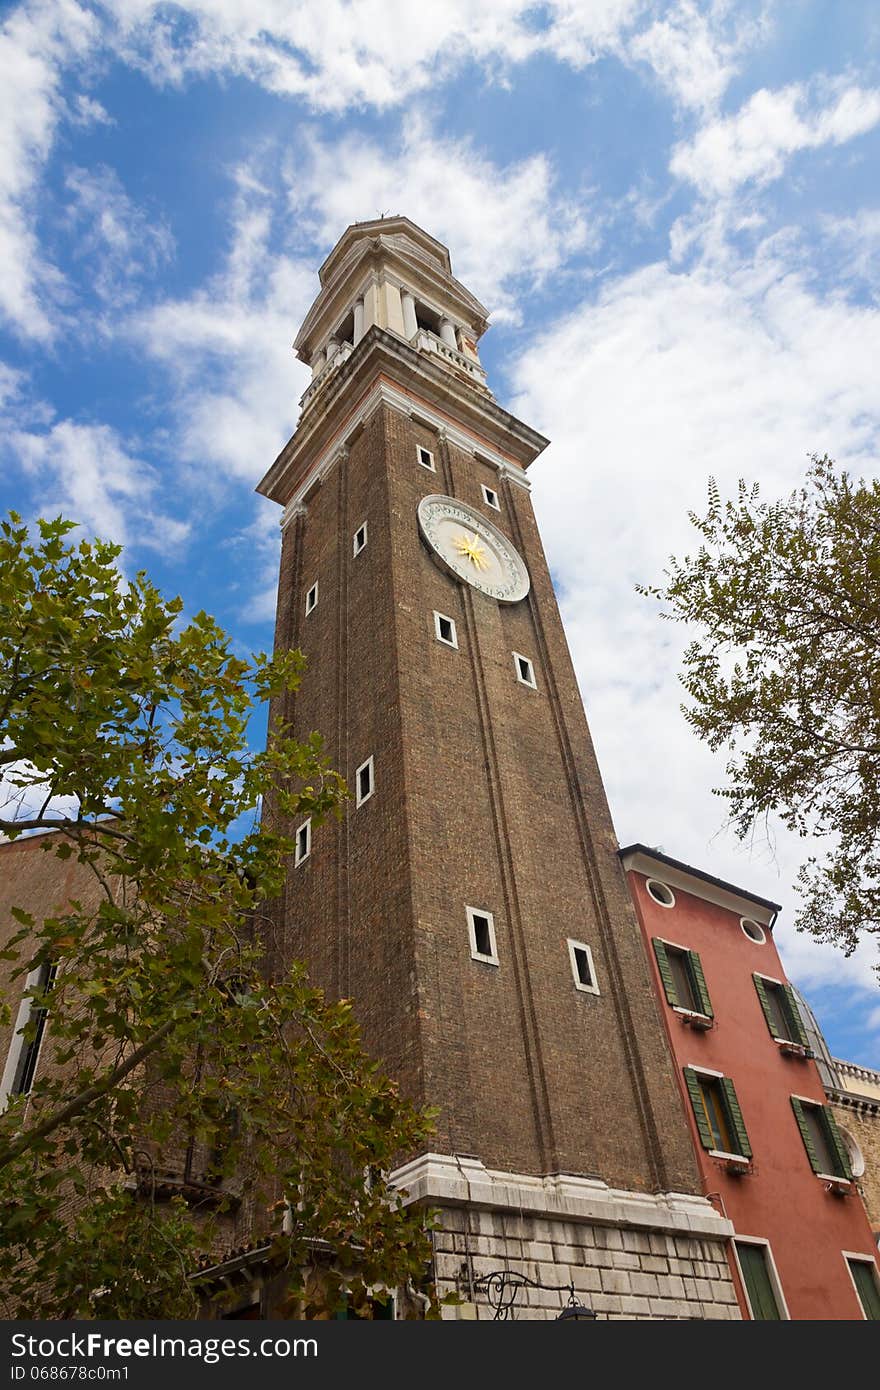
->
<box><xmin>279</xmin><ymin>379</ymin><xmax>532</xmax><ymax>521</ymax></box>
<box><xmin>433</xmin><ymin>611</ymin><xmax>458</xmax><ymax>649</ymax></box>
<box><xmin>355</xmin><ymin>755</ymin><xmax>374</xmax><ymax>808</ymax></box>
<box><xmin>294</xmin><ymin>819</ymin><xmax>311</xmax><ymax>866</ymax></box>
<box><xmin>390</xmin><ymin>1153</ymin><xmax>734</xmax><ymax>1240</ymax></box>
<box><xmin>646</xmin><ymin>878</ymin><xmax>675</xmax><ymax>908</ymax></box>
<box><xmin>731</xmin><ymin>1236</ymin><xmax>791</xmax><ymax>1320</ymax></box>
<box><xmin>353</xmin><ymin>520</ymin><xmax>368</xmax><ymax>556</ymax></box>
<box><xmin>621</xmin><ymin>850</ymin><xmax>776</xmax><ymax>925</ymax></box>
<box><xmin>465</xmin><ymin>906</ymin><xmax>498</xmax><ymax>966</ymax></box>
<box><xmin>0</xmin><ymin>963</ymin><xmax>46</xmax><ymax>1113</ymax></box>
<box><xmin>740</xmin><ymin>917</ymin><xmax>767</xmax><ymax>944</ymax></box>
<box><xmin>481</xmin><ymin>483</ymin><xmax>500</xmax><ymax>511</ymax></box>
<box><xmin>567</xmin><ymin>939</ymin><xmax>600</xmax><ymax>995</ymax></box>
<box><xmin>843</xmin><ymin>1251</ymin><xmax>880</xmax><ymax>1319</ymax></box>
<box><xmin>513</xmin><ymin>651</ymin><xmax>537</xmax><ymax>689</ymax></box>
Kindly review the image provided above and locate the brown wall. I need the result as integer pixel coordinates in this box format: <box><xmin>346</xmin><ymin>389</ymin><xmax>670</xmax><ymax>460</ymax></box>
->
<box><xmin>267</xmin><ymin>387</ymin><xmax>701</xmax><ymax>1197</ymax></box>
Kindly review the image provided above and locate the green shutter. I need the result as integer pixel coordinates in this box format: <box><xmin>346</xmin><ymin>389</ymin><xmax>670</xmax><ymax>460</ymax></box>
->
<box><xmin>849</xmin><ymin>1260</ymin><xmax>880</xmax><ymax>1320</ymax></box>
<box><xmin>753</xmin><ymin>974</ymin><xmax>783</xmax><ymax>1039</ymax></box>
<box><xmin>822</xmin><ymin>1108</ymin><xmax>853</xmax><ymax>1180</ymax></box>
<box><xmin>791</xmin><ymin>1096</ymin><xmax>822</xmax><ymax>1173</ymax></box>
<box><xmin>683</xmin><ymin>1067</ymin><xmax>714</xmax><ymax>1149</ymax></box>
<box><xmin>652</xmin><ymin>938</ymin><xmax>678</xmax><ymax>1006</ymax></box>
<box><xmin>687</xmin><ymin>950</ymin><xmax>713</xmax><ymax>1018</ymax></box>
<box><xmin>721</xmin><ymin>1077</ymin><xmax>752</xmax><ymax>1159</ymax></box>
<box><xmin>782</xmin><ymin>984</ymin><xmax>811</xmax><ymax>1049</ymax></box>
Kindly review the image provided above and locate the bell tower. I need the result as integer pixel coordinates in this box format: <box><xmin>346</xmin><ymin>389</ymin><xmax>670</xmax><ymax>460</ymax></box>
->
<box><xmin>258</xmin><ymin>218</ymin><xmax>739</xmax><ymax>1319</ymax></box>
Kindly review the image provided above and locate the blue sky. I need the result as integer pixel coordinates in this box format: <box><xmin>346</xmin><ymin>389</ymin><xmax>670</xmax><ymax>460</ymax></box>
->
<box><xmin>1</xmin><ymin>0</ymin><xmax>879</xmax><ymax>1065</ymax></box>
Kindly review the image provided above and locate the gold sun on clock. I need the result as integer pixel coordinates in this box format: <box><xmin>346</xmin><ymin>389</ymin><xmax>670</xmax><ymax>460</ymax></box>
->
<box><xmin>417</xmin><ymin>494</ymin><xmax>530</xmax><ymax>603</ymax></box>
<box><xmin>453</xmin><ymin>532</ymin><xmax>490</xmax><ymax>571</ymax></box>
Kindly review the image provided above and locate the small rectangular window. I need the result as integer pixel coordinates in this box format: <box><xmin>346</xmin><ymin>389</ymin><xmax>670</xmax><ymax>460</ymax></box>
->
<box><xmin>790</xmin><ymin>1097</ymin><xmax>852</xmax><ymax>1179</ymax></box>
<box><xmin>466</xmin><ymin>906</ymin><xmax>498</xmax><ymax>965</ymax></box>
<box><xmin>481</xmin><ymin>484</ymin><xmax>500</xmax><ymax>510</ymax></box>
<box><xmin>847</xmin><ymin>1257</ymin><xmax>880</xmax><ymax>1320</ymax></box>
<box><xmin>683</xmin><ymin>1067</ymin><xmax>751</xmax><ymax>1159</ymax></box>
<box><xmin>433</xmin><ymin>611</ymin><xmax>458</xmax><ymax>648</ymax></box>
<box><xmin>417</xmin><ymin>446</ymin><xmax>435</xmax><ymax>471</ymax></box>
<box><xmin>567</xmin><ymin>940</ymin><xmax>599</xmax><ymax>995</ymax></box>
<box><xmin>513</xmin><ymin>652</ymin><xmax>537</xmax><ymax>689</ymax></box>
<box><xmin>305</xmin><ymin>582</ymin><xmax>318</xmax><ymax>615</ymax></box>
<box><xmin>735</xmin><ymin>1241</ymin><xmax>786</xmax><ymax>1320</ymax></box>
<box><xmin>294</xmin><ymin>819</ymin><xmax>311</xmax><ymax>866</ymax></box>
<box><xmin>355</xmin><ymin>755</ymin><xmax>374</xmax><ymax>807</ymax></box>
<box><xmin>353</xmin><ymin>522</ymin><xmax>368</xmax><ymax>556</ymax></box>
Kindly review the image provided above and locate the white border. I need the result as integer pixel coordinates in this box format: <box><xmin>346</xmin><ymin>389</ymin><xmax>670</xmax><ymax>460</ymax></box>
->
<box><xmin>837</xmin><ymin>1122</ymin><xmax>866</xmax><ymax>1179</ymax></box>
<box><xmin>305</xmin><ymin>581</ymin><xmax>318</xmax><ymax>615</ymax></box>
<box><xmin>417</xmin><ymin>445</ymin><xmax>436</xmax><ymax>472</ymax></box>
<box><xmin>355</xmin><ymin>755</ymin><xmax>375</xmax><ymax>808</ymax></box>
<box><xmin>646</xmin><ymin>878</ymin><xmax>676</xmax><ymax>908</ymax></box>
<box><xmin>481</xmin><ymin>483</ymin><xmax>500</xmax><ymax>511</ymax></box>
<box><xmin>433</xmin><ymin>611</ymin><xmax>458</xmax><ymax>649</ymax></box>
<box><xmin>353</xmin><ymin>521</ymin><xmax>368</xmax><ymax>556</ymax></box>
<box><xmin>466</xmin><ymin>906</ymin><xmax>499</xmax><ymax>966</ymax></box>
<box><xmin>0</xmin><ymin>963</ymin><xmax>46</xmax><ymax>1113</ymax></box>
<box><xmin>294</xmin><ymin>819</ymin><xmax>311</xmax><ymax>866</ymax></box>
<box><xmin>843</xmin><ymin>1251</ymin><xmax>880</xmax><ymax>1320</ymax></box>
<box><xmin>513</xmin><ymin>651</ymin><xmax>537</xmax><ymax>689</ymax></box>
<box><xmin>567</xmin><ymin>939</ymin><xmax>600</xmax><ymax>995</ymax></box>
<box><xmin>740</xmin><ymin>917</ymin><xmax>767</xmax><ymax>944</ymax></box>
<box><xmin>731</xmin><ymin>1236</ymin><xmax>791</xmax><ymax>1320</ymax></box>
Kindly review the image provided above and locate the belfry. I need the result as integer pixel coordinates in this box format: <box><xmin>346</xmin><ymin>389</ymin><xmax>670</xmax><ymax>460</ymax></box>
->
<box><xmin>257</xmin><ymin>217</ymin><xmax>740</xmax><ymax>1318</ymax></box>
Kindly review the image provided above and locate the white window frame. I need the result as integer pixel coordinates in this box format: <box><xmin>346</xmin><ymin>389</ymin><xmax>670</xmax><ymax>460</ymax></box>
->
<box><xmin>481</xmin><ymin>484</ymin><xmax>500</xmax><ymax>511</ymax></box>
<box><xmin>731</xmin><ymin>1236</ymin><xmax>791</xmax><ymax>1320</ymax></box>
<box><xmin>294</xmin><ymin>819</ymin><xmax>311</xmax><ymax>866</ymax></box>
<box><xmin>0</xmin><ymin>963</ymin><xmax>50</xmax><ymax>1113</ymax></box>
<box><xmin>305</xmin><ymin>582</ymin><xmax>318</xmax><ymax>616</ymax></box>
<box><xmin>646</xmin><ymin>878</ymin><xmax>676</xmax><ymax>908</ymax></box>
<box><xmin>353</xmin><ymin>521</ymin><xmax>368</xmax><ymax>557</ymax></box>
<box><xmin>567</xmin><ymin>939</ymin><xmax>600</xmax><ymax>996</ymax></box>
<box><xmin>355</xmin><ymin>755</ymin><xmax>374</xmax><ymax>808</ymax></box>
<box><xmin>417</xmin><ymin>446</ymin><xmax>436</xmax><ymax>472</ymax></box>
<box><xmin>740</xmin><ymin>916</ymin><xmax>767</xmax><ymax>944</ymax></box>
<box><xmin>513</xmin><ymin>651</ymin><xmax>537</xmax><ymax>689</ymax></box>
<box><xmin>433</xmin><ymin>611</ymin><xmax>458</xmax><ymax>649</ymax></box>
<box><xmin>466</xmin><ymin>906</ymin><xmax>498</xmax><ymax>966</ymax></box>
<box><xmin>843</xmin><ymin>1251</ymin><xmax>880</xmax><ymax>1320</ymax></box>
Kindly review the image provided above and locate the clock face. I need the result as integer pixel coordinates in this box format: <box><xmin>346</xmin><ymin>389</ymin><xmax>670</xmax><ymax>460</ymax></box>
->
<box><xmin>417</xmin><ymin>494</ymin><xmax>530</xmax><ymax>603</ymax></box>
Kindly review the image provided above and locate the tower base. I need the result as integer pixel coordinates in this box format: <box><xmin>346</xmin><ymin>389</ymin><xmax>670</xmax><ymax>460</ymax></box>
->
<box><xmin>394</xmin><ymin>1154</ymin><xmax>741</xmax><ymax>1320</ymax></box>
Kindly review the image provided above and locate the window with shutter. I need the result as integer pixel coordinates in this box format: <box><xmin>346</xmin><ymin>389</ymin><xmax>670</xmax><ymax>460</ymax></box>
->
<box><xmin>683</xmin><ymin>1067</ymin><xmax>751</xmax><ymax>1159</ymax></box>
<box><xmin>754</xmin><ymin>975</ymin><xmax>810</xmax><ymax>1049</ymax></box>
<box><xmin>847</xmin><ymin>1258</ymin><xmax>880</xmax><ymax>1320</ymax></box>
<box><xmin>790</xmin><ymin>1097</ymin><xmax>852</xmax><ymax>1179</ymax></box>
<box><xmin>653</xmin><ymin>939</ymin><xmax>712</xmax><ymax>1018</ymax></box>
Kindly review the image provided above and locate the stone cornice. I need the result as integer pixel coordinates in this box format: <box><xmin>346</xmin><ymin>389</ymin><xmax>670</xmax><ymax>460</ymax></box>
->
<box><xmin>391</xmin><ymin>1153</ymin><xmax>734</xmax><ymax>1241</ymax></box>
<box><xmin>258</xmin><ymin>327</ymin><xmax>548</xmax><ymax>509</ymax></box>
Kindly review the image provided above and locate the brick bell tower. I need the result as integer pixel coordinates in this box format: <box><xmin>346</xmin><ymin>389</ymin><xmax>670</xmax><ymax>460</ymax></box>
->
<box><xmin>258</xmin><ymin>218</ymin><xmax>740</xmax><ymax>1319</ymax></box>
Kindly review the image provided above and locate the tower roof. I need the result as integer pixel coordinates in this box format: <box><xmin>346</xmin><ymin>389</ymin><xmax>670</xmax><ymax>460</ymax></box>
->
<box><xmin>317</xmin><ymin>216</ymin><xmax>452</xmax><ymax>285</ymax></box>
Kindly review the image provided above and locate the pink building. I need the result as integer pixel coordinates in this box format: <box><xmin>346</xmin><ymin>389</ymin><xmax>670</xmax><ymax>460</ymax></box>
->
<box><xmin>622</xmin><ymin>844</ymin><xmax>880</xmax><ymax>1320</ymax></box>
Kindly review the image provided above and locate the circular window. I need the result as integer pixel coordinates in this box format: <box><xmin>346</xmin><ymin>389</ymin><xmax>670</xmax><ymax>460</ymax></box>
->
<box><xmin>646</xmin><ymin>879</ymin><xmax>675</xmax><ymax>908</ymax></box>
<box><xmin>740</xmin><ymin>918</ymin><xmax>766</xmax><ymax>944</ymax></box>
<box><xmin>839</xmin><ymin>1126</ymin><xmax>866</xmax><ymax>1179</ymax></box>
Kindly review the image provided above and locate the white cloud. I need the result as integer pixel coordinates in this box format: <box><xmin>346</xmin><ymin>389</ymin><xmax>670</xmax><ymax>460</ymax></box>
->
<box><xmin>671</xmin><ymin>79</ymin><xmax>880</xmax><ymax>195</ymax></box>
<box><xmin>104</xmin><ymin>0</ymin><xmax>647</xmax><ymax>110</ymax></box>
<box><xmin>0</xmin><ymin>0</ymin><xmax>99</xmax><ymax>340</ymax></box>
<box><xmin>134</xmin><ymin>165</ymin><xmax>314</xmax><ymax>483</ymax></box>
<box><xmin>8</xmin><ymin>418</ymin><xmax>190</xmax><ymax>552</ymax></box>
<box><xmin>64</xmin><ymin>164</ymin><xmax>174</xmax><ymax>306</ymax></box>
<box><xmin>628</xmin><ymin>0</ymin><xmax>760</xmax><ymax>114</ymax></box>
<box><xmin>506</xmin><ymin>237</ymin><xmax>880</xmax><ymax>1013</ymax></box>
<box><xmin>287</xmin><ymin>120</ymin><xmax>590</xmax><ymax>324</ymax></box>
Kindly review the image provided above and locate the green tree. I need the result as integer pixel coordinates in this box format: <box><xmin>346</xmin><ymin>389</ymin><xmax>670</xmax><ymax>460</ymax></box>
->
<box><xmin>0</xmin><ymin>514</ymin><xmax>436</xmax><ymax>1317</ymax></box>
<box><xmin>639</xmin><ymin>455</ymin><xmax>880</xmax><ymax>959</ymax></box>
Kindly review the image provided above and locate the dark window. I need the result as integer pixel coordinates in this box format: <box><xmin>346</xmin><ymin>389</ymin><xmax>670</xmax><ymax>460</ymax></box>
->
<box><xmin>696</xmin><ymin>1075</ymin><xmax>732</xmax><ymax>1152</ymax></box>
<box><xmin>11</xmin><ymin>961</ymin><xmax>57</xmax><ymax>1097</ymax></box>
<box><xmin>417</xmin><ymin>447</ymin><xmax>435</xmax><ymax>470</ymax></box>
<box><xmin>357</xmin><ymin>759</ymin><xmax>373</xmax><ymax>804</ymax></box>
<box><xmin>790</xmin><ymin>1097</ymin><xmax>852</xmax><ymax>1178</ymax></box>
<box><xmin>305</xmin><ymin>582</ymin><xmax>318</xmax><ymax>614</ymax></box>
<box><xmin>471</xmin><ymin>914</ymin><xmax>493</xmax><ymax>958</ymax></box>
<box><xmin>753</xmin><ymin>975</ymin><xmax>809</xmax><ymax>1046</ymax></box>
<box><xmin>652</xmin><ymin>939</ymin><xmax>713</xmax><ymax>1018</ymax></box>
<box><xmin>435</xmin><ymin>613</ymin><xmax>457</xmax><ymax>647</ymax></box>
<box><xmin>848</xmin><ymin>1259</ymin><xmax>880</xmax><ymax>1320</ymax></box>
<box><xmin>736</xmin><ymin>1243</ymin><xmax>783</xmax><ymax>1320</ymax></box>
<box><xmin>572</xmin><ymin>947</ymin><xmax>593</xmax><ymax>988</ymax></box>
<box><xmin>353</xmin><ymin>523</ymin><xmax>367</xmax><ymax>555</ymax></box>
